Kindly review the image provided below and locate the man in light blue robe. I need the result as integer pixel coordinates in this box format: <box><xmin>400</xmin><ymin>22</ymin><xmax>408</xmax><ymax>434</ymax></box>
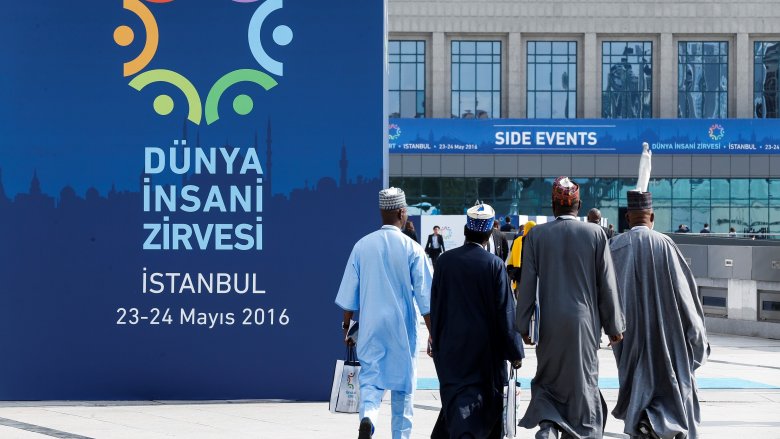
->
<box><xmin>336</xmin><ymin>187</ymin><xmax>433</xmax><ymax>439</ymax></box>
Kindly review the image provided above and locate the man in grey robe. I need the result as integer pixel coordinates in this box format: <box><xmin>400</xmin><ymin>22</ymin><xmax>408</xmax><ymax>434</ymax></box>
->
<box><xmin>516</xmin><ymin>176</ymin><xmax>625</xmax><ymax>439</ymax></box>
<box><xmin>609</xmin><ymin>191</ymin><xmax>710</xmax><ymax>439</ymax></box>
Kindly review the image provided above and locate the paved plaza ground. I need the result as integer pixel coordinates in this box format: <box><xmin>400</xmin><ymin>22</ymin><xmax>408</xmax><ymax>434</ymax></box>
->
<box><xmin>0</xmin><ymin>332</ymin><xmax>778</xmax><ymax>439</ymax></box>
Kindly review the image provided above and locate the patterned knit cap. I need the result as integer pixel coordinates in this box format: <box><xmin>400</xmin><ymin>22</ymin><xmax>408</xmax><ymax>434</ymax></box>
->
<box><xmin>552</xmin><ymin>176</ymin><xmax>580</xmax><ymax>206</ymax></box>
<box><xmin>379</xmin><ymin>187</ymin><xmax>407</xmax><ymax>210</ymax></box>
<box><xmin>466</xmin><ymin>201</ymin><xmax>495</xmax><ymax>233</ymax></box>
<box><xmin>627</xmin><ymin>190</ymin><xmax>653</xmax><ymax>211</ymax></box>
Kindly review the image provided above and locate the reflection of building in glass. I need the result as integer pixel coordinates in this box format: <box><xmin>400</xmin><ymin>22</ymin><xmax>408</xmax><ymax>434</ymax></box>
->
<box><xmin>451</xmin><ymin>41</ymin><xmax>501</xmax><ymax>119</ymax></box>
<box><xmin>678</xmin><ymin>41</ymin><xmax>729</xmax><ymax>118</ymax></box>
<box><xmin>389</xmin><ymin>41</ymin><xmax>426</xmax><ymax>118</ymax></box>
<box><xmin>754</xmin><ymin>41</ymin><xmax>780</xmax><ymax>118</ymax></box>
<box><xmin>390</xmin><ymin>176</ymin><xmax>780</xmax><ymax>236</ymax></box>
<box><xmin>527</xmin><ymin>41</ymin><xmax>577</xmax><ymax>118</ymax></box>
<box><xmin>602</xmin><ymin>42</ymin><xmax>652</xmax><ymax>118</ymax></box>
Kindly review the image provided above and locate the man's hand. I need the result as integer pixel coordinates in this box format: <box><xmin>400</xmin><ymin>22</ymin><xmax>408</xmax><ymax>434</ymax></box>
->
<box><xmin>343</xmin><ymin>328</ymin><xmax>354</xmax><ymax>346</ymax></box>
<box><xmin>341</xmin><ymin>311</ymin><xmax>354</xmax><ymax>346</ymax></box>
<box><xmin>608</xmin><ymin>333</ymin><xmax>623</xmax><ymax>346</ymax></box>
<box><xmin>511</xmin><ymin>359</ymin><xmax>522</xmax><ymax>369</ymax></box>
<box><xmin>426</xmin><ymin>336</ymin><xmax>433</xmax><ymax>357</ymax></box>
<box><xmin>522</xmin><ymin>335</ymin><xmax>535</xmax><ymax>346</ymax></box>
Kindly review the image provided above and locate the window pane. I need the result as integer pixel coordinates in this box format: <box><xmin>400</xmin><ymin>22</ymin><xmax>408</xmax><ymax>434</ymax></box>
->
<box><xmin>754</xmin><ymin>41</ymin><xmax>780</xmax><ymax>118</ymax></box>
<box><xmin>461</xmin><ymin>64</ymin><xmax>476</xmax><ymax>90</ymax></box>
<box><xmin>401</xmin><ymin>41</ymin><xmax>416</xmax><ymax>54</ymax></box>
<box><xmin>528</xmin><ymin>41</ymin><xmax>577</xmax><ymax>119</ymax></box>
<box><xmin>731</xmin><ymin>179</ymin><xmax>749</xmax><ymax>199</ymax></box>
<box><xmin>389</xmin><ymin>40</ymin><xmax>426</xmax><ymax>118</ymax></box>
<box><xmin>751</xmin><ymin>178</ymin><xmax>769</xmax><ymax>199</ymax></box>
<box><xmin>602</xmin><ymin>41</ymin><xmax>653</xmax><ymax>118</ymax></box>
<box><xmin>389</xmin><ymin>91</ymin><xmax>400</xmax><ymax>118</ymax></box>
<box><xmin>692</xmin><ymin>199</ymin><xmax>710</xmax><ymax>233</ymax></box>
<box><xmin>400</xmin><ymin>63</ymin><xmax>416</xmax><ymax>90</ymax></box>
<box><xmin>679</xmin><ymin>41</ymin><xmax>728</xmax><ymax>118</ymax></box>
<box><xmin>416</xmin><ymin>91</ymin><xmax>425</xmax><ymax>118</ymax></box>
<box><xmin>452</xmin><ymin>40</ymin><xmax>501</xmax><ymax>118</ymax></box>
<box><xmin>673</xmin><ymin>178</ymin><xmax>691</xmax><ymax>198</ymax></box>
<box><xmin>400</xmin><ymin>91</ymin><xmax>416</xmax><ymax>118</ymax></box>
<box><xmin>477</xmin><ymin>63</ymin><xmax>492</xmax><ymax>89</ymax></box>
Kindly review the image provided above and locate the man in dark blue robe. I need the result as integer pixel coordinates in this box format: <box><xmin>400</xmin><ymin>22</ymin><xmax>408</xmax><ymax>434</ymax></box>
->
<box><xmin>430</xmin><ymin>202</ymin><xmax>524</xmax><ymax>439</ymax></box>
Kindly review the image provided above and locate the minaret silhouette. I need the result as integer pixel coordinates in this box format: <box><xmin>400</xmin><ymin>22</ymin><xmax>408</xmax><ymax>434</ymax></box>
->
<box><xmin>339</xmin><ymin>141</ymin><xmax>348</xmax><ymax>187</ymax></box>
<box><xmin>0</xmin><ymin>168</ymin><xmax>8</xmax><ymax>204</ymax></box>
<box><xmin>266</xmin><ymin>117</ymin><xmax>273</xmax><ymax>196</ymax></box>
<box><xmin>29</xmin><ymin>170</ymin><xmax>41</xmax><ymax>195</ymax></box>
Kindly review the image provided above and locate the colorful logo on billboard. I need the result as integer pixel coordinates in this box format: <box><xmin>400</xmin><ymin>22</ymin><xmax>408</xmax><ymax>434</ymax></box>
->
<box><xmin>388</xmin><ymin>123</ymin><xmax>402</xmax><ymax>140</ymax></box>
<box><xmin>114</xmin><ymin>0</ymin><xmax>291</xmax><ymax>125</ymax></box>
<box><xmin>708</xmin><ymin>123</ymin><xmax>725</xmax><ymax>141</ymax></box>
<box><xmin>440</xmin><ymin>225</ymin><xmax>453</xmax><ymax>240</ymax></box>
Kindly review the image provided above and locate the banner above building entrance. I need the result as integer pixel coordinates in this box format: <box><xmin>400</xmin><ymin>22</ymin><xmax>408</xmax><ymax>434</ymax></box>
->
<box><xmin>388</xmin><ymin>119</ymin><xmax>780</xmax><ymax>154</ymax></box>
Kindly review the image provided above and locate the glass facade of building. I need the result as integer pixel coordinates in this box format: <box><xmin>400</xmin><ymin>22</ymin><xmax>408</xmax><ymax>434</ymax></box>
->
<box><xmin>390</xmin><ymin>176</ymin><xmax>780</xmax><ymax>237</ymax></box>
<box><xmin>754</xmin><ymin>41</ymin><xmax>780</xmax><ymax>119</ymax></box>
<box><xmin>389</xmin><ymin>40</ymin><xmax>426</xmax><ymax>118</ymax></box>
<box><xmin>451</xmin><ymin>41</ymin><xmax>501</xmax><ymax>118</ymax></box>
<box><xmin>678</xmin><ymin>41</ymin><xmax>729</xmax><ymax>118</ymax></box>
<box><xmin>602</xmin><ymin>41</ymin><xmax>652</xmax><ymax>118</ymax></box>
<box><xmin>527</xmin><ymin>41</ymin><xmax>577</xmax><ymax>118</ymax></box>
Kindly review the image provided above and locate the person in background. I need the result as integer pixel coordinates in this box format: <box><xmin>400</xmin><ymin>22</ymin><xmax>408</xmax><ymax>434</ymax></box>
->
<box><xmin>700</xmin><ymin>223</ymin><xmax>711</xmax><ymax>234</ymax></box>
<box><xmin>676</xmin><ymin>224</ymin><xmax>690</xmax><ymax>233</ymax></box>
<box><xmin>587</xmin><ymin>207</ymin><xmax>615</xmax><ymax>239</ymax></box>
<box><xmin>516</xmin><ymin>176</ymin><xmax>625</xmax><ymax>439</ymax></box>
<box><xmin>500</xmin><ymin>216</ymin><xmax>515</xmax><ymax>232</ymax></box>
<box><xmin>728</xmin><ymin>227</ymin><xmax>737</xmax><ymax>237</ymax></box>
<box><xmin>507</xmin><ymin>221</ymin><xmax>537</xmax><ymax>293</ymax></box>
<box><xmin>335</xmin><ymin>188</ymin><xmax>433</xmax><ymax>439</ymax></box>
<box><xmin>430</xmin><ymin>202</ymin><xmax>524</xmax><ymax>439</ymax></box>
<box><xmin>425</xmin><ymin>226</ymin><xmax>445</xmax><ymax>267</ymax></box>
<box><xmin>608</xmin><ymin>224</ymin><xmax>616</xmax><ymax>236</ymax></box>
<box><xmin>402</xmin><ymin>220</ymin><xmax>418</xmax><ymax>242</ymax></box>
<box><xmin>609</xmin><ymin>190</ymin><xmax>710</xmax><ymax>439</ymax></box>
<box><xmin>486</xmin><ymin>219</ymin><xmax>509</xmax><ymax>261</ymax></box>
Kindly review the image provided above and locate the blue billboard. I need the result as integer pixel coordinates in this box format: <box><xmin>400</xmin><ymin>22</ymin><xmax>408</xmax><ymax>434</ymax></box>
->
<box><xmin>0</xmin><ymin>1</ymin><xmax>384</xmax><ymax>400</ymax></box>
<box><xmin>389</xmin><ymin>118</ymin><xmax>780</xmax><ymax>154</ymax></box>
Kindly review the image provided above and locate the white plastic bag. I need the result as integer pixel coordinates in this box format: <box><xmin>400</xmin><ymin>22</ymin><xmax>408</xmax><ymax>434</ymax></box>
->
<box><xmin>329</xmin><ymin>346</ymin><xmax>360</xmax><ymax>414</ymax></box>
<box><xmin>503</xmin><ymin>365</ymin><xmax>520</xmax><ymax>438</ymax></box>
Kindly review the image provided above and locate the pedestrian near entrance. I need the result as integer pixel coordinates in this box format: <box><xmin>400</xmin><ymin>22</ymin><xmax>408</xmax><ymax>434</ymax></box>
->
<box><xmin>429</xmin><ymin>202</ymin><xmax>524</xmax><ymax>439</ymax></box>
<box><xmin>507</xmin><ymin>221</ymin><xmax>537</xmax><ymax>292</ymax></box>
<box><xmin>587</xmin><ymin>207</ymin><xmax>615</xmax><ymax>239</ymax></box>
<box><xmin>486</xmin><ymin>219</ymin><xmax>509</xmax><ymax>261</ymax></box>
<box><xmin>610</xmin><ymin>190</ymin><xmax>710</xmax><ymax>439</ymax></box>
<box><xmin>500</xmin><ymin>215</ymin><xmax>515</xmax><ymax>232</ymax></box>
<box><xmin>425</xmin><ymin>226</ymin><xmax>445</xmax><ymax>266</ymax></box>
<box><xmin>700</xmin><ymin>223</ymin><xmax>711</xmax><ymax>233</ymax></box>
<box><xmin>516</xmin><ymin>176</ymin><xmax>625</xmax><ymax>439</ymax></box>
<box><xmin>335</xmin><ymin>187</ymin><xmax>433</xmax><ymax>439</ymax></box>
<box><xmin>402</xmin><ymin>220</ymin><xmax>418</xmax><ymax>242</ymax></box>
